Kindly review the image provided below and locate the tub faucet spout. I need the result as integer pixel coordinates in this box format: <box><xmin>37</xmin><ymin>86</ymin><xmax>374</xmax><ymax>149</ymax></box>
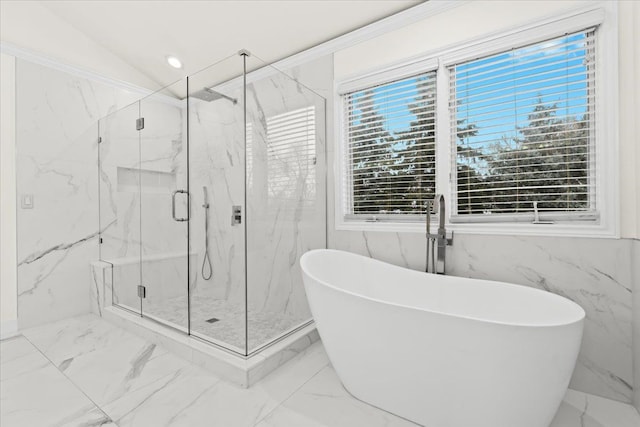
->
<box><xmin>433</xmin><ymin>194</ymin><xmax>453</xmax><ymax>274</ymax></box>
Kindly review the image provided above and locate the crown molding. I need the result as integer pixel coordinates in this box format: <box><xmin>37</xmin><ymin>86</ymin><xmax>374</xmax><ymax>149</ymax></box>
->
<box><xmin>0</xmin><ymin>42</ymin><xmax>156</xmax><ymax>97</ymax></box>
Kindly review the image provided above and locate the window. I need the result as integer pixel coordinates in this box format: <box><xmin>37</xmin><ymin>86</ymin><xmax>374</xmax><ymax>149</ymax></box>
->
<box><xmin>248</xmin><ymin>107</ymin><xmax>317</xmax><ymax>213</ymax></box>
<box><xmin>266</xmin><ymin>106</ymin><xmax>316</xmax><ymax>208</ymax></box>
<box><xmin>337</xmin><ymin>7</ymin><xmax>615</xmax><ymax>235</ymax></box>
<box><xmin>449</xmin><ymin>29</ymin><xmax>597</xmax><ymax>221</ymax></box>
<box><xmin>342</xmin><ymin>71</ymin><xmax>437</xmax><ymax>221</ymax></box>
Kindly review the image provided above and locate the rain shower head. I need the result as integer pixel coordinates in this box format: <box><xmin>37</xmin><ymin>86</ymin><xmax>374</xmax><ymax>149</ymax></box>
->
<box><xmin>191</xmin><ymin>87</ymin><xmax>238</xmax><ymax>104</ymax></box>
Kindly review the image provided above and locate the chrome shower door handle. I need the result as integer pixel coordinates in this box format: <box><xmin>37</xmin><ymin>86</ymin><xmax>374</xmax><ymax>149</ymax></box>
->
<box><xmin>172</xmin><ymin>190</ymin><xmax>189</xmax><ymax>222</ymax></box>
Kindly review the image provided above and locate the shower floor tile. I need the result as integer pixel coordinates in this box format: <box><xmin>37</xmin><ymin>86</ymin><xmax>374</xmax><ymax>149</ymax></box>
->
<box><xmin>144</xmin><ymin>295</ymin><xmax>309</xmax><ymax>351</ymax></box>
<box><xmin>2</xmin><ymin>314</ymin><xmax>639</xmax><ymax>427</ymax></box>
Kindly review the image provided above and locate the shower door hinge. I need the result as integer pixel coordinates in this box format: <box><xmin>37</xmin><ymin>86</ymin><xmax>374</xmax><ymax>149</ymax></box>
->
<box><xmin>232</xmin><ymin>205</ymin><xmax>242</xmax><ymax>225</ymax></box>
<box><xmin>137</xmin><ymin>285</ymin><xmax>146</xmax><ymax>299</ymax></box>
<box><xmin>136</xmin><ymin>117</ymin><xmax>145</xmax><ymax>131</ymax></box>
<box><xmin>99</xmin><ymin>237</ymin><xmax>103</xmax><ymax>244</ymax></box>
<box><xmin>98</xmin><ymin>137</ymin><xmax>102</xmax><ymax>144</ymax></box>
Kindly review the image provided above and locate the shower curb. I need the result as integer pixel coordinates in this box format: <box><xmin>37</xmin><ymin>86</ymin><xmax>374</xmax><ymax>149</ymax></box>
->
<box><xmin>101</xmin><ymin>305</ymin><xmax>319</xmax><ymax>387</ymax></box>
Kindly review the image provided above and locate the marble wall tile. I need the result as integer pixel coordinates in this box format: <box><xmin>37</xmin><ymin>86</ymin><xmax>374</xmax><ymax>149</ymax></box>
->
<box><xmin>328</xmin><ymin>229</ymin><xmax>634</xmax><ymax>403</ymax></box>
<box><xmin>90</xmin><ymin>261</ymin><xmax>113</xmax><ymax>317</ymax></box>
<box><xmin>632</xmin><ymin>239</ymin><xmax>640</xmax><ymax>411</ymax></box>
<box><xmin>188</xmin><ymin>86</ymin><xmax>246</xmax><ymax>312</ymax></box>
<box><xmin>244</xmin><ymin>57</ymin><xmax>330</xmax><ymax>347</ymax></box>
<box><xmin>448</xmin><ymin>234</ymin><xmax>633</xmax><ymax>403</ymax></box>
<box><xmin>186</xmin><ymin>55</ymin><xmax>332</xmax><ymax>349</ymax></box>
<box><xmin>17</xmin><ymin>52</ymin><xmax>331</xmax><ymax>350</ymax></box>
<box><xmin>16</xmin><ymin>59</ymin><xmax>139</xmax><ymax>329</ymax></box>
<box><xmin>98</xmin><ymin>96</ymin><xmax>188</xmax><ymax>262</ymax></box>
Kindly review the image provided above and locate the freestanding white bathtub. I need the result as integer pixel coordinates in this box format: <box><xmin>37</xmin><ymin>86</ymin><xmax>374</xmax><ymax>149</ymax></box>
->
<box><xmin>300</xmin><ymin>249</ymin><xmax>585</xmax><ymax>427</ymax></box>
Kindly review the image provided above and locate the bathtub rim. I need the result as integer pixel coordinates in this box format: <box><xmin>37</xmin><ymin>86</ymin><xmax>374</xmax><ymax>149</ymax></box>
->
<box><xmin>300</xmin><ymin>248</ymin><xmax>586</xmax><ymax>329</ymax></box>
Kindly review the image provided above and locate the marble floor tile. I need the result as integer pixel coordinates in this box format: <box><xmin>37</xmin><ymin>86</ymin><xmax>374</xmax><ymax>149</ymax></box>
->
<box><xmin>259</xmin><ymin>364</ymin><xmax>640</xmax><ymax>427</ymax></box>
<box><xmin>103</xmin><ymin>341</ymin><xmax>330</xmax><ymax>427</ymax></box>
<box><xmin>3</xmin><ymin>316</ymin><xmax>639</xmax><ymax>427</ymax></box>
<box><xmin>50</xmin><ymin>406</ymin><xmax>118</xmax><ymax>427</ymax></box>
<box><xmin>0</xmin><ymin>336</ymin><xmax>36</xmax><ymax>366</ymax></box>
<box><xmin>20</xmin><ymin>314</ymin><xmax>204</xmax><ymax>408</ymax></box>
<box><xmin>101</xmin><ymin>365</ymin><xmax>221</xmax><ymax>427</ymax></box>
<box><xmin>57</xmin><ymin>337</ymin><xmax>184</xmax><ymax>407</ymax></box>
<box><xmin>256</xmin><ymin>365</ymin><xmax>419</xmax><ymax>427</ymax></box>
<box><xmin>1</xmin><ymin>346</ymin><xmax>51</xmax><ymax>383</ymax></box>
<box><xmin>21</xmin><ymin>314</ymin><xmax>135</xmax><ymax>365</ymax></box>
<box><xmin>550</xmin><ymin>388</ymin><xmax>640</xmax><ymax>427</ymax></box>
<box><xmin>0</xmin><ymin>336</ymin><xmax>114</xmax><ymax>427</ymax></box>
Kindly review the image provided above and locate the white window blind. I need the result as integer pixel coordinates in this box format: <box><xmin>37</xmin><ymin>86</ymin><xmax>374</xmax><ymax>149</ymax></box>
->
<box><xmin>449</xmin><ymin>29</ymin><xmax>597</xmax><ymax>220</ymax></box>
<box><xmin>343</xmin><ymin>71</ymin><xmax>437</xmax><ymax>220</ymax></box>
<box><xmin>266</xmin><ymin>106</ymin><xmax>316</xmax><ymax>207</ymax></box>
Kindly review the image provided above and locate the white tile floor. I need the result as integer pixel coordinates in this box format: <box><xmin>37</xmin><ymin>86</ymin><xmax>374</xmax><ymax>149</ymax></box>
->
<box><xmin>1</xmin><ymin>314</ymin><xmax>638</xmax><ymax>427</ymax></box>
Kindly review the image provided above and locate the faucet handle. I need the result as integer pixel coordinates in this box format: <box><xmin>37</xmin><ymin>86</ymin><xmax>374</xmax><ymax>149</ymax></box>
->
<box><xmin>425</xmin><ymin>200</ymin><xmax>433</xmax><ymax>214</ymax></box>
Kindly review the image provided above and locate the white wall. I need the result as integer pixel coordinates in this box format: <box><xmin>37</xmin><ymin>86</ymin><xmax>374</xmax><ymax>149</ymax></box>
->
<box><xmin>0</xmin><ymin>1</ymin><xmax>160</xmax><ymax>92</ymax></box>
<box><xmin>617</xmin><ymin>0</ymin><xmax>640</xmax><ymax>413</ymax></box>
<box><xmin>0</xmin><ymin>52</ymin><xmax>17</xmax><ymax>339</ymax></box>
<box><xmin>329</xmin><ymin>0</ymin><xmax>637</xmax><ymax>404</ymax></box>
<box><xmin>618</xmin><ymin>0</ymin><xmax>640</xmax><ymax>240</ymax></box>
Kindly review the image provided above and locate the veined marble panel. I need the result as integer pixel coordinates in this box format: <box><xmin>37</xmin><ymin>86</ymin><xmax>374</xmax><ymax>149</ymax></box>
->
<box><xmin>98</xmin><ymin>94</ymin><xmax>188</xmax><ymax>263</ymax></box>
<box><xmin>244</xmin><ymin>57</ymin><xmax>330</xmax><ymax>350</ymax></box>
<box><xmin>448</xmin><ymin>234</ymin><xmax>633</xmax><ymax>403</ymax></box>
<box><xmin>96</xmin><ymin>85</ymin><xmax>192</xmax><ymax>327</ymax></box>
<box><xmin>329</xmin><ymin>229</ymin><xmax>634</xmax><ymax>403</ymax></box>
<box><xmin>0</xmin><ymin>336</ymin><xmax>115</xmax><ymax>427</ymax></box>
<box><xmin>188</xmin><ymin>85</ymin><xmax>246</xmax><ymax>312</ymax></box>
<box><xmin>4</xmin><ymin>315</ymin><xmax>638</xmax><ymax>427</ymax></box>
<box><xmin>15</xmin><ymin>59</ymin><xmax>139</xmax><ymax>329</ymax></box>
<box><xmin>90</xmin><ymin>260</ymin><xmax>113</xmax><ymax>317</ymax></box>
<box><xmin>632</xmin><ymin>238</ymin><xmax>640</xmax><ymax>411</ymax></box>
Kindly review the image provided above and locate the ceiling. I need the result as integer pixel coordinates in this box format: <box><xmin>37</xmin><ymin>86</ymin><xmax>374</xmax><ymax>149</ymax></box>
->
<box><xmin>1</xmin><ymin>0</ymin><xmax>423</xmax><ymax>90</ymax></box>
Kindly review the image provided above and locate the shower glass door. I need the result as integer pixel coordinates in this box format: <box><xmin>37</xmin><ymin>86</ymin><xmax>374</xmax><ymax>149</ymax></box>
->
<box><xmin>139</xmin><ymin>80</ymin><xmax>190</xmax><ymax>332</ymax></box>
<box><xmin>99</xmin><ymin>101</ymin><xmax>143</xmax><ymax>315</ymax></box>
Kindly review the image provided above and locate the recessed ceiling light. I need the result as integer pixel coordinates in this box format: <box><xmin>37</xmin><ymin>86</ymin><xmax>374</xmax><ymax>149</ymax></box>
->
<box><xmin>166</xmin><ymin>55</ymin><xmax>182</xmax><ymax>69</ymax></box>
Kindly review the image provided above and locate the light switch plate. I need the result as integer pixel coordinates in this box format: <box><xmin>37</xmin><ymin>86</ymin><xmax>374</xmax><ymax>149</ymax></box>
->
<box><xmin>21</xmin><ymin>194</ymin><xmax>34</xmax><ymax>209</ymax></box>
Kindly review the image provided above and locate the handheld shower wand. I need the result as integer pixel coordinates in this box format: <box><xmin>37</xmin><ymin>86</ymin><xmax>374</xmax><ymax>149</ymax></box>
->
<box><xmin>201</xmin><ymin>186</ymin><xmax>212</xmax><ymax>281</ymax></box>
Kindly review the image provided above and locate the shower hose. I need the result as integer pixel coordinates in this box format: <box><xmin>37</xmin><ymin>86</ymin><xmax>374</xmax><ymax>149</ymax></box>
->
<box><xmin>202</xmin><ymin>190</ymin><xmax>213</xmax><ymax>281</ymax></box>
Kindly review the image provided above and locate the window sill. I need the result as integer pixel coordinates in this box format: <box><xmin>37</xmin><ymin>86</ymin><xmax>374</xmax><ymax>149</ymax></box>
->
<box><xmin>335</xmin><ymin>219</ymin><xmax>617</xmax><ymax>238</ymax></box>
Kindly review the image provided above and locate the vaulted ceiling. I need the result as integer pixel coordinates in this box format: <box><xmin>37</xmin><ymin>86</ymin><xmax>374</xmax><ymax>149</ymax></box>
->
<box><xmin>1</xmin><ymin>0</ymin><xmax>423</xmax><ymax>90</ymax></box>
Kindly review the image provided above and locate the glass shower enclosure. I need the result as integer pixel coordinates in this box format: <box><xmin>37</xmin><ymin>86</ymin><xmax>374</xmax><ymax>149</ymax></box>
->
<box><xmin>97</xmin><ymin>52</ymin><xmax>326</xmax><ymax>356</ymax></box>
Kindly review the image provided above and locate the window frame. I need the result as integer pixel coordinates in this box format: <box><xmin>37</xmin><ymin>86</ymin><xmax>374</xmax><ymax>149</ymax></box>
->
<box><xmin>334</xmin><ymin>5</ymin><xmax>618</xmax><ymax>238</ymax></box>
